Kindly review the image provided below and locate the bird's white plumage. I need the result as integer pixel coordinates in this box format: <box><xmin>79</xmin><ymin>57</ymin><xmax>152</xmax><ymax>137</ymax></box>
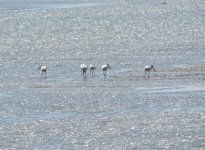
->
<box><xmin>40</xmin><ymin>65</ymin><xmax>47</xmax><ymax>71</ymax></box>
<box><xmin>102</xmin><ymin>65</ymin><xmax>107</xmax><ymax>70</ymax></box>
<box><xmin>89</xmin><ymin>64</ymin><xmax>96</xmax><ymax>75</ymax></box>
<box><xmin>144</xmin><ymin>65</ymin><xmax>152</xmax><ymax>71</ymax></box>
<box><xmin>102</xmin><ymin>64</ymin><xmax>111</xmax><ymax>71</ymax></box>
<box><xmin>80</xmin><ymin>64</ymin><xmax>87</xmax><ymax>77</ymax></box>
<box><xmin>144</xmin><ymin>65</ymin><xmax>155</xmax><ymax>71</ymax></box>
<box><xmin>38</xmin><ymin>65</ymin><xmax>47</xmax><ymax>77</ymax></box>
<box><xmin>144</xmin><ymin>65</ymin><xmax>156</xmax><ymax>78</ymax></box>
<box><xmin>80</xmin><ymin>64</ymin><xmax>87</xmax><ymax>69</ymax></box>
<box><xmin>102</xmin><ymin>64</ymin><xmax>111</xmax><ymax>77</ymax></box>
<box><xmin>89</xmin><ymin>64</ymin><xmax>96</xmax><ymax>70</ymax></box>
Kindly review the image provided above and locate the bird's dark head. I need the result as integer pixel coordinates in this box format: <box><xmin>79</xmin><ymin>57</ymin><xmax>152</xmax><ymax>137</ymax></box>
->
<box><xmin>151</xmin><ymin>65</ymin><xmax>156</xmax><ymax>72</ymax></box>
<box><xmin>107</xmin><ymin>64</ymin><xmax>111</xmax><ymax>69</ymax></box>
<box><xmin>38</xmin><ymin>65</ymin><xmax>42</xmax><ymax>70</ymax></box>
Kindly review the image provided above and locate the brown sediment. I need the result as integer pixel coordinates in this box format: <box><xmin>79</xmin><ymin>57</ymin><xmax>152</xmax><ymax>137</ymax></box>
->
<box><xmin>28</xmin><ymin>64</ymin><xmax>205</xmax><ymax>89</ymax></box>
<box><xmin>159</xmin><ymin>64</ymin><xmax>205</xmax><ymax>72</ymax></box>
<box><xmin>29</xmin><ymin>83</ymin><xmax>127</xmax><ymax>89</ymax></box>
<box><xmin>110</xmin><ymin>65</ymin><xmax>205</xmax><ymax>81</ymax></box>
<box><xmin>123</xmin><ymin>75</ymin><xmax>205</xmax><ymax>81</ymax></box>
<box><xmin>29</xmin><ymin>84</ymin><xmax>52</xmax><ymax>88</ymax></box>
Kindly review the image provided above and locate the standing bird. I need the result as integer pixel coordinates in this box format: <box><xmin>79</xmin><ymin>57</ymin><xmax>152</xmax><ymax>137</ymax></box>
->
<box><xmin>102</xmin><ymin>64</ymin><xmax>111</xmax><ymax>77</ymax></box>
<box><xmin>144</xmin><ymin>65</ymin><xmax>156</xmax><ymax>78</ymax></box>
<box><xmin>38</xmin><ymin>65</ymin><xmax>47</xmax><ymax>77</ymax></box>
<box><xmin>89</xmin><ymin>64</ymin><xmax>96</xmax><ymax>75</ymax></box>
<box><xmin>80</xmin><ymin>64</ymin><xmax>87</xmax><ymax>77</ymax></box>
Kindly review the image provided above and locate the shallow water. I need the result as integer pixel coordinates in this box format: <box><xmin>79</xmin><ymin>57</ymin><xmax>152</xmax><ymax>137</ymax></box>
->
<box><xmin>0</xmin><ymin>1</ymin><xmax>101</xmax><ymax>9</ymax></box>
<box><xmin>0</xmin><ymin>0</ymin><xmax>205</xmax><ymax>149</ymax></box>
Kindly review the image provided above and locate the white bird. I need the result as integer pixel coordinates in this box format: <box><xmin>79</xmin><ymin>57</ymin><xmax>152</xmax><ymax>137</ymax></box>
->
<box><xmin>80</xmin><ymin>64</ymin><xmax>87</xmax><ymax>77</ymax></box>
<box><xmin>89</xmin><ymin>64</ymin><xmax>96</xmax><ymax>75</ymax></box>
<box><xmin>102</xmin><ymin>64</ymin><xmax>111</xmax><ymax>77</ymax></box>
<box><xmin>144</xmin><ymin>65</ymin><xmax>156</xmax><ymax>78</ymax></box>
<box><xmin>38</xmin><ymin>65</ymin><xmax>47</xmax><ymax>77</ymax></box>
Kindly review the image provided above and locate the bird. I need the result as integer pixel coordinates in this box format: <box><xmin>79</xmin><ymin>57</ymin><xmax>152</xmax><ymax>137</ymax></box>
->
<box><xmin>89</xmin><ymin>64</ymin><xmax>96</xmax><ymax>75</ymax></box>
<box><xmin>144</xmin><ymin>65</ymin><xmax>156</xmax><ymax>78</ymax></box>
<box><xmin>38</xmin><ymin>65</ymin><xmax>47</xmax><ymax>77</ymax></box>
<box><xmin>102</xmin><ymin>64</ymin><xmax>111</xmax><ymax>77</ymax></box>
<box><xmin>80</xmin><ymin>64</ymin><xmax>87</xmax><ymax>77</ymax></box>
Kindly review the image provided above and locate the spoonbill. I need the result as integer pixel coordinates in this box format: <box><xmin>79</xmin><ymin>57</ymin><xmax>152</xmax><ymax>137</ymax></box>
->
<box><xmin>38</xmin><ymin>65</ymin><xmax>47</xmax><ymax>77</ymax></box>
<box><xmin>80</xmin><ymin>64</ymin><xmax>87</xmax><ymax>77</ymax></box>
<box><xmin>144</xmin><ymin>65</ymin><xmax>156</xmax><ymax>78</ymax></box>
<box><xmin>102</xmin><ymin>64</ymin><xmax>111</xmax><ymax>77</ymax></box>
<box><xmin>89</xmin><ymin>64</ymin><xmax>96</xmax><ymax>75</ymax></box>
